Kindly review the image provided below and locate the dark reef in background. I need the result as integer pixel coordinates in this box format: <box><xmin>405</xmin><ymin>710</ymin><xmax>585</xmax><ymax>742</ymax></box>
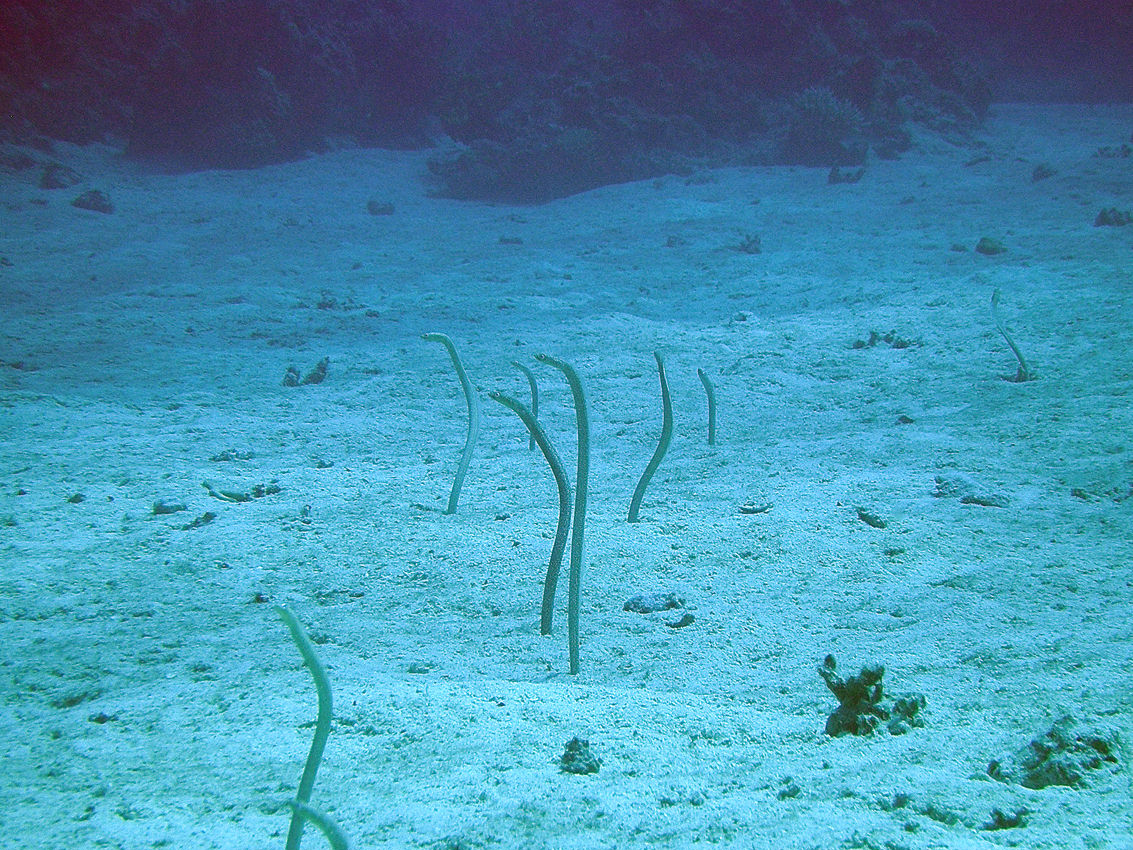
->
<box><xmin>425</xmin><ymin>0</ymin><xmax>993</xmax><ymax>200</ymax></box>
<box><xmin>1</xmin><ymin>0</ymin><xmax>1129</xmax><ymax>201</ymax></box>
<box><xmin>0</xmin><ymin>0</ymin><xmax>443</xmax><ymax>169</ymax></box>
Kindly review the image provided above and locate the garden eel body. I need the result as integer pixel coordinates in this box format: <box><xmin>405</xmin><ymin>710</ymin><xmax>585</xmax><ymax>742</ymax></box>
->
<box><xmin>488</xmin><ymin>390</ymin><xmax>572</xmax><ymax>636</ymax></box>
<box><xmin>285</xmin><ymin>800</ymin><xmax>351</xmax><ymax>850</ymax></box>
<box><xmin>990</xmin><ymin>289</ymin><xmax>1032</xmax><ymax>382</ymax></box>
<box><xmin>534</xmin><ymin>353</ymin><xmax>589</xmax><ymax>675</ymax></box>
<box><xmin>276</xmin><ymin>606</ymin><xmax>333</xmax><ymax>850</ymax></box>
<box><xmin>510</xmin><ymin>360</ymin><xmax>539</xmax><ymax>451</ymax></box>
<box><xmin>628</xmin><ymin>351</ymin><xmax>673</xmax><ymax>523</ymax></box>
<box><xmin>423</xmin><ymin>332</ymin><xmax>481</xmax><ymax>513</ymax></box>
<box><xmin>697</xmin><ymin>367</ymin><xmax>716</xmax><ymax>446</ymax></box>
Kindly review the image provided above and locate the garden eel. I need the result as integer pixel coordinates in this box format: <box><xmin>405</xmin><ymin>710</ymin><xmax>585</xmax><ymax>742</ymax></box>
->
<box><xmin>511</xmin><ymin>360</ymin><xmax>539</xmax><ymax>451</ymax></box>
<box><xmin>534</xmin><ymin>353</ymin><xmax>589</xmax><ymax>675</ymax></box>
<box><xmin>489</xmin><ymin>389</ymin><xmax>571</xmax><ymax>637</ymax></box>
<box><xmin>276</xmin><ymin>606</ymin><xmax>332</xmax><ymax>850</ymax></box>
<box><xmin>697</xmin><ymin>367</ymin><xmax>716</xmax><ymax>446</ymax></box>
<box><xmin>991</xmin><ymin>288</ymin><xmax>1033</xmax><ymax>382</ymax></box>
<box><xmin>423</xmin><ymin>332</ymin><xmax>481</xmax><ymax>513</ymax></box>
<box><xmin>628</xmin><ymin>351</ymin><xmax>673</xmax><ymax>523</ymax></box>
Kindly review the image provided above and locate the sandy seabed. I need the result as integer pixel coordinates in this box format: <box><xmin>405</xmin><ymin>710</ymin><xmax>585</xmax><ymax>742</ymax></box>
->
<box><xmin>1</xmin><ymin>104</ymin><xmax>1132</xmax><ymax>849</ymax></box>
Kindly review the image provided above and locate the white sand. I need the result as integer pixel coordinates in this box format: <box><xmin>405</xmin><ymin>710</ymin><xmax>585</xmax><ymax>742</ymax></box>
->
<box><xmin>1</xmin><ymin>104</ymin><xmax>1131</xmax><ymax>849</ymax></box>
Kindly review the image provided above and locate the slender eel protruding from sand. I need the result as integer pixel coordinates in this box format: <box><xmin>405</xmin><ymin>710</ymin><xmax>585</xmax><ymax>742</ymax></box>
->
<box><xmin>423</xmin><ymin>332</ymin><xmax>481</xmax><ymax>513</ymax></box>
<box><xmin>285</xmin><ymin>800</ymin><xmax>351</xmax><ymax>850</ymax></box>
<box><xmin>534</xmin><ymin>353</ymin><xmax>589</xmax><ymax>675</ymax></box>
<box><xmin>697</xmin><ymin>367</ymin><xmax>716</xmax><ymax>446</ymax></box>
<box><xmin>991</xmin><ymin>289</ymin><xmax>1033</xmax><ymax>383</ymax></box>
<box><xmin>489</xmin><ymin>390</ymin><xmax>572</xmax><ymax>636</ymax></box>
<box><xmin>628</xmin><ymin>351</ymin><xmax>673</xmax><ymax>523</ymax></box>
<box><xmin>276</xmin><ymin>606</ymin><xmax>333</xmax><ymax>850</ymax></box>
<box><xmin>511</xmin><ymin>360</ymin><xmax>540</xmax><ymax>451</ymax></box>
